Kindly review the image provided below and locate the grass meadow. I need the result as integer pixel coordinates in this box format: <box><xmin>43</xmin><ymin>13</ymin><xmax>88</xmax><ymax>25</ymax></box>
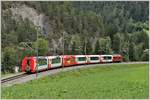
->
<box><xmin>1</xmin><ymin>63</ymin><xmax>149</xmax><ymax>99</ymax></box>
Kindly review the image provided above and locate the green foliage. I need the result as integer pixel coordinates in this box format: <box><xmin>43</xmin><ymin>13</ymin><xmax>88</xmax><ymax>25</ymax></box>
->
<box><xmin>94</xmin><ymin>40</ymin><xmax>100</xmax><ymax>54</ymax></box>
<box><xmin>99</xmin><ymin>37</ymin><xmax>112</xmax><ymax>54</ymax></box>
<box><xmin>112</xmin><ymin>33</ymin><xmax>125</xmax><ymax>54</ymax></box>
<box><xmin>121</xmin><ymin>41</ymin><xmax>129</xmax><ymax>61</ymax></box>
<box><xmin>86</xmin><ymin>39</ymin><xmax>93</xmax><ymax>55</ymax></box>
<box><xmin>134</xmin><ymin>43</ymin><xmax>144</xmax><ymax>61</ymax></box>
<box><xmin>129</xmin><ymin>30</ymin><xmax>148</xmax><ymax>61</ymax></box>
<box><xmin>129</xmin><ymin>42</ymin><xmax>136</xmax><ymax>61</ymax></box>
<box><xmin>141</xmin><ymin>49</ymin><xmax>149</xmax><ymax>61</ymax></box>
<box><xmin>71</xmin><ymin>41</ymin><xmax>77</xmax><ymax>55</ymax></box>
<box><xmin>122</xmin><ymin>53</ymin><xmax>129</xmax><ymax>62</ymax></box>
<box><xmin>17</xmin><ymin>18</ymin><xmax>37</xmax><ymax>42</ymax></box>
<box><xmin>70</xmin><ymin>34</ymin><xmax>82</xmax><ymax>54</ymax></box>
<box><xmin>2</xmin><ymin>46</ymin><xmax>17</xmax><ymax>73</ymax></box>
<box><xmin>2</xmin><ymin>64</ymin><xmax>148</xmax><ymax>99</ymax></box>
<box><xmin>33</xmin><ymin>38</ymin><xmax>49</xmax><ymax>56</ymax></box>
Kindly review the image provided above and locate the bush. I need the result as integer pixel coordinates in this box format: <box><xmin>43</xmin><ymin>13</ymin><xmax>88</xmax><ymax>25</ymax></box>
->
<box><xmin>122</xmin><ymin>54</ymin><xmax>129</xmax><ymax>62</ymax></box>
<box><xmin>2</xmin><ymin>46</ymin><xmax>17</xmax><ymax>73</ymax></box>
<box><xmin>141</xmin><ymin>49</ymin><xmax>149</xmax><ymax>61</ymax></box>
<box><xmin>33</xmin><ymin>38</ymin><xmax>49</xmax><ymax>56</ymax></box>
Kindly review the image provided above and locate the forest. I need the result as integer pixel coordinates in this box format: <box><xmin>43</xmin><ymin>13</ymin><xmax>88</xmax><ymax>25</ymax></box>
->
<box><xmin>1</xmin><ymin>1</ymin><xmax>149</xmax><ymax>73</ymax></box>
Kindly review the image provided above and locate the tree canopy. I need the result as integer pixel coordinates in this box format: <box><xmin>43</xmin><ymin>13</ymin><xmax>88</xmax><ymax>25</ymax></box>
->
<box><xmin>1</xmin><ymin>1</ymin><xmax>149</xmax><ymax>73</ymax></box>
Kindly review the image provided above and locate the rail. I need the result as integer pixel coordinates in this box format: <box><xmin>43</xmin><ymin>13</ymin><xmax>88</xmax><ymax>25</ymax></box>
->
<box><xmin>1</xmin><ymin>73</ymin><xmax>27</xmax><ymax>83</ymax></box>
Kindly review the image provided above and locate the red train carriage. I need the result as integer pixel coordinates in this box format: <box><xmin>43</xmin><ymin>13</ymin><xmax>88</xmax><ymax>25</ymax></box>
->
<box><xmin>21</xmin><ymin>57</ymin><xmax>36</xmax><ymax>73</ymax></box>
<box><xmin>112</xmin><ymin>54</ymin><xmax>123</xmax><ymax>62</ymax></box>
<box><xmin>62</xmin><ymin>55</ymin><xmax>77</xmax><ymax>67</ymax></box>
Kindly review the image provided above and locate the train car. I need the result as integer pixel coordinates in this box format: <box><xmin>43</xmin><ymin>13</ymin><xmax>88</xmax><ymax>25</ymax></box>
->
<box><xmin>112</xmin><ymin>54</ymin><xmax>122</xmax><ymax>62</ymax></box>
<box><xmin>75</xmin><ymin>55</ymin><xmax>88</xmax><ymax>65</ymax></box>
<box><xmin>88</xmin><ymin>55</ymin><xmax>100</xmax><ymax>64</ymax></box>
<box><xmin>100</xmin><ymin>55</ymin><xmax>113</xmax><ymax>63</ymax></box>
<box><xmin>22</xmin><ymin>56</ymin><xmax>63</xmax><ymax>73</ymax></box>
<box><xmin>62</xmin><ymin>55</ymin><xmax>77</xmax><ymax>67</ymax></box>
<box><xmin>36</xmin><ymin>56</ymin><xmax>49</xmax><ymax>71</ymax></box>
<box><xmin>37</xmin><ymin>56</ymin><xmax>62</xmax><ymax>71</ymax></box>
<box><xmin>22</xmin><ymin>56</ymin><xmax>50</xmax><ymax>73</ymax></box>
<box><xmin>48</xmin><ymin>56</ymin><xmax>63</xmax><ymax>68</ymax></box>
<box><xmin>21</xmin><ymin>57</ymin><xmax>36</xmax><ymax>73</ymax></box>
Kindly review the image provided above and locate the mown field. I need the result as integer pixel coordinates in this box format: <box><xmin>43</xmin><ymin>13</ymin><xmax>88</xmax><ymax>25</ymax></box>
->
<box><xmin>1</xmin><ymin>63</ymin><xmax>149</xmax><ymax>99</ymax></box>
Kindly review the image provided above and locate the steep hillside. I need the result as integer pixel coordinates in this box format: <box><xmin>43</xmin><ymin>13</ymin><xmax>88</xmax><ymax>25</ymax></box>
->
<box><xmin>1</xmin><ymin>1</ymin><xmax>149</xmax><ymax>73</ymax></box>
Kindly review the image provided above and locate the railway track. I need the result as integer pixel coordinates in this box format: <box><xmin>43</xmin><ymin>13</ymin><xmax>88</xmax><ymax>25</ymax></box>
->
<box><xmin>1</xmin><ymin>73</ymin><xmax>28</xmax><ymax>83</ymax></box>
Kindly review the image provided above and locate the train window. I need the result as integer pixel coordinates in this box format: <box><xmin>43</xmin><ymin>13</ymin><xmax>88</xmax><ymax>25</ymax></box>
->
<box><xmin>103</xmin><ymin>56</ymin><xmax>112</xmax><ymax>60</ymax></box>
<box><xmin>90</xmin><ymin>57</ymin><xmax>99</xmax><ymax>60</ymax></box>
<box><xmin>52</xmin><ymin>57</ymin><xmax>60</xmax><ymax>64</ymax></box>
<box><xmin>38</xmin><ymin>59</ymin><xmax>47</xmax><ymax>66</ymax></box>
<box><xmin>27</xmin><ymin>60</ymin><xmax>30</xmax><ymax>65</ymax></box>
<box><xmin>78</xmin><ymin>57</ymin><xmax>86</xmax><ymax>61</ymax></box>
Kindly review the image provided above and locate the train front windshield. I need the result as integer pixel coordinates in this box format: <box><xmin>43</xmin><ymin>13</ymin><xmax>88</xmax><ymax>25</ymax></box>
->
<box><xmin>27</xmin><ymin>60</ymin><xmax>30</xmax><ymax>66</ymax></box>
<box><xmin>26</xmin><ymin>59</ymin><xmax>31</xmax><ymax>72</ymax></box>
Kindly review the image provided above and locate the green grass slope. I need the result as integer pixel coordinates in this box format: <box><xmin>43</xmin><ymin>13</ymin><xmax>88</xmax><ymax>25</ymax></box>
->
<box><xmin>1</xmin><ymin>63</ymin><xmax>149</xmax><ymax>99</ymax></box>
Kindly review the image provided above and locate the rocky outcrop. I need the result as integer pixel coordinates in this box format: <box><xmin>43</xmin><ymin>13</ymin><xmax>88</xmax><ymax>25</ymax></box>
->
<box><xmin>10</xmin><ymin>4</ymin><xmax>50</xmax><ymax>34</ymax></box>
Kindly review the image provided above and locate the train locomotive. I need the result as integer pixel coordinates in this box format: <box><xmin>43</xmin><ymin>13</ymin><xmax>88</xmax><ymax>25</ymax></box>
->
<box><xmin>21</xmin><ymin>54</ymin><xmax>122</xmax><ymax>73</ymax></box>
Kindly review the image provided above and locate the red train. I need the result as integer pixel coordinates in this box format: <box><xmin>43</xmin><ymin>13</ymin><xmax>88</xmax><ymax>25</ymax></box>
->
<box><xmin>21</xmin><ymin>54</ymin><xmax>122</xmax><ymax>73</ymax></box>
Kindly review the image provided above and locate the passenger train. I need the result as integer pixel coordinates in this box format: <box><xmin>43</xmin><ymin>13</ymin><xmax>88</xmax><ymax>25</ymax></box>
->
<box><xmin>21</xmin><ymin>54</ymin><xmax>122</xmax><ymax>73</ymax></box>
